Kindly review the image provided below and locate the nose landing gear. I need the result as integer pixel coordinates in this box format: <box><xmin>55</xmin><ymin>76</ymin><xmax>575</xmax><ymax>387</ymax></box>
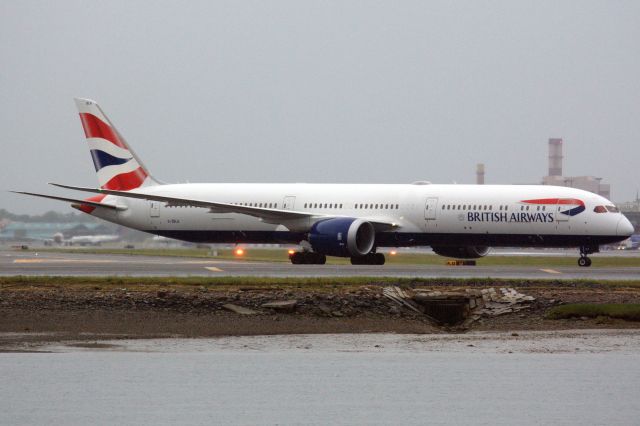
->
<box><xmin>577</xmin><ymin>256</ymin><xmax>592</xmax><ymax>267</ymax></box>
<box><xmin>578</xmin><ymin>245</ymin><xmax>597</xmax><ymax>267</ymax></box>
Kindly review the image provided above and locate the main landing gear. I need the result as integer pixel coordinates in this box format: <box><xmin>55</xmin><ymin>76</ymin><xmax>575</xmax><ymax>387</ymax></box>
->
<box><xmin>289</xmin><ymin>251</ymin><xmax>326</xmax><ymax>265</ymax></box>
<box><xmin>578</xmin><ymin>245</ymin><xmax>596</xmax><ymax>267</ymax></box>
<box><xmin>350</xmin><ymin>253</ymin><xmax>385</xmax><ymax>265</ymax></box>
<box><xmin>289</xmin><ymin>251</ymin><xmax>386</xmax><ymax>265</ymax></box>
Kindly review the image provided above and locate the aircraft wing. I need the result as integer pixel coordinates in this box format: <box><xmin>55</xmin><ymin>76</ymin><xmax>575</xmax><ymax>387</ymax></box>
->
<box><xmin>47</xmin><ymin>183</ymin><xmax>399</xmax><ymax>230</ymax></box>
<box><xmin>10</xmin><ymin>191</ymin><xmax>123</xmax><ymax>210</ymax></box>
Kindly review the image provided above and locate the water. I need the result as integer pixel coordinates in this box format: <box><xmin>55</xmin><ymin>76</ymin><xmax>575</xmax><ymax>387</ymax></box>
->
<box><xmin>2</xmin><ymin>332</ymin><xmax>639</xmax><ymax>425</ymax></box>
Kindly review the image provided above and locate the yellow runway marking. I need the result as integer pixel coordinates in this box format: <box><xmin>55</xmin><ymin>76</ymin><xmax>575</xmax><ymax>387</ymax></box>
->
<box><xmin>205</xmin><ymin>266</ymin><xmax>223</xmax><ymax>272</ymax></box>
<box><xmin>540</xmin><ymin>268</ymin><xmax>561</xmax><ymax>274</ymax></box>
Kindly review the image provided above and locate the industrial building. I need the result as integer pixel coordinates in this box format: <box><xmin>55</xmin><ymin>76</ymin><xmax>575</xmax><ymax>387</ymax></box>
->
<box><xmin>541</xmin><ymin>138</ymin><xmax>611</xmax><ymax>199</ymax></box>
<box><xmin>542</xmin><ymin>138</ymin><xmax>611</xmax><ymax>199</ymax></box>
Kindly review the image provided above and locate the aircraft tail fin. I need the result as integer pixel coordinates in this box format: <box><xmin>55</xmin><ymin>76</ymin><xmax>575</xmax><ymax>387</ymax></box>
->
<box><xmin>74</xmin><ymin>98</ymin><xmax>162</xmax><ymax>190</ymax></box>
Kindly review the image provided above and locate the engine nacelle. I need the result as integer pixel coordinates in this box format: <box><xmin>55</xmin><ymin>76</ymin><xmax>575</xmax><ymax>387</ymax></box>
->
<box><xmin>431</xmin><ymin>246</ymin><xmax>490</xmax><ymax>259</ymax></box>
<box><xmin>309</xmin><ymin>218</ymin><xmax>375</xmax><ymax>257</ymax></box>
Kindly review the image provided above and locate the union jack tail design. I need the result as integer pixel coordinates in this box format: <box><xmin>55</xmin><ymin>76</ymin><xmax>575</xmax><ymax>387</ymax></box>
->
<box><xmin>74</xmin><ymin>98</ymin><xmax>160</xmax><ymax>191</ymax></box>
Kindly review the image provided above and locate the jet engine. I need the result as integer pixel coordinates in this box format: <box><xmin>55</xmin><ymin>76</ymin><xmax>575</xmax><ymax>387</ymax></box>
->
<box><xmin>309</xmin><ymin>218</ymin><xmax>375</xmax><ymax>257</ymax></box>
<box><xmin>431</xmin><ymin>246</ymin><xmax>490</xmax><ymax>259</ymax></box>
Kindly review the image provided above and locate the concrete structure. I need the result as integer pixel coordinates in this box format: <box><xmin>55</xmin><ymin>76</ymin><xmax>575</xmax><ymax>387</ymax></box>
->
<box><xmin>548</xmin><ymin>138</ymin><xmax>563</xmax><ymax>176</ymax></box>
<box><xmin>618</xmin><ymin>195</ymin><xmax>640</xmax><ymax>232</ymax></box>
<box><xmin>541</xmin><ymin>138</ymin><xmax>611</xmax><ymax>198</ymax></box>
<box><xmin>476</xmin><ymin>163</ymin><xmax>485</xmax><ymax>185</ymax></box>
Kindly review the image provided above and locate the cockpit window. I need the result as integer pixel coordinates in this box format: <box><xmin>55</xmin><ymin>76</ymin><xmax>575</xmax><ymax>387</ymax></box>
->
<box><xmin>593</xmin><ymin>205</ymin><xmax>607</xmax><ymax>213</ymax></box>
<box><xmin>605</xmin><ymin>205</ymin><xmax>620</xmax><ymax>213</ymax></box>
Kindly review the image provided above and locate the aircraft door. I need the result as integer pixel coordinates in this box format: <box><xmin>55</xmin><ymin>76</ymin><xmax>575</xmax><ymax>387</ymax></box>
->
<box><xmin>149</xmin><ymin>201</ymin><xmax>161</xmax><ymax>228</ymax></box>
<box><xmin>424</xmin><ymin>197</ymin><xmax>438</xmax><ymax>220</ymax></box>
<box><xmin>555</xmin><ymin>200</ymin><xmax>570</xmax><ymax>222</ymax></box>
<box><xmin>282</xmin><ymin>196</ymin><xmax>296</xmax><ymax>210</ymax></box>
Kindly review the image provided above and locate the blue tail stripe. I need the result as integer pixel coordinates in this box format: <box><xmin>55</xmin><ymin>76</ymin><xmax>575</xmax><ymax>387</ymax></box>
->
<box><xmin>90</xmin><ymin>149</ymin><xmax>131</xmax><ymax>171</ymax></box>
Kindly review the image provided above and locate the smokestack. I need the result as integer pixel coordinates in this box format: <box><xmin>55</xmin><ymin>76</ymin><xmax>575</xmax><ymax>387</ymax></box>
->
<box><xmin>548</xmin><ymin>138</ymin><xmax>563</xmax><ymax>177</ymax></box>
<box><xmin>476</xmin><ymin>163</ymin><xmax>485</xmax><ymax>185</ymax></box>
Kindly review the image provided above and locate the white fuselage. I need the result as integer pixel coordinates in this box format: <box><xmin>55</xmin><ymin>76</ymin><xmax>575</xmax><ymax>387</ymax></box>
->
<box><xmin>91</xmin><ymin>183</ymin><xmax>633</xmax><ymax>249</ymax></box>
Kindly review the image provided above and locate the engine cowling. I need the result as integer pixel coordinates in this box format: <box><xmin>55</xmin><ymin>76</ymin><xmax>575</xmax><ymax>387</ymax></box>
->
<box><xmin>309</xmin><ymin>218</ymin><xmax>375</xmax><ymax>257</ymax></box>
<box><xmin>431</xmin><ymin>246</ymin><xmax>490</xmax><ymax>259</ymax></box>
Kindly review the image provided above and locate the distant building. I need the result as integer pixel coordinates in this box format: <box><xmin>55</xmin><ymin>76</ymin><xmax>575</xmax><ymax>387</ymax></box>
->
<box><xmin>476</xmin><ymin>163</ymin><xmax>485</xmax><ymax>185</ymax></box>
<box><xmin>541</xmin><ymin>138</ymin><xmax>611</xmax><ymax>199</ymax></box>
<box><xmin>617</xmin><ymin>194</ymin><xmax>640</xmax><ymax>233</ymax></box>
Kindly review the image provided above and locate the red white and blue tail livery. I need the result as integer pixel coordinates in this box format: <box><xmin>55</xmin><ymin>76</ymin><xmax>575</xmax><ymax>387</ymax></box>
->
<box><xmin>14</xmin><ymin>98</ymin><xmax>635</xmax><ymax>267</ymax></box>
<box><xmin>75</xmin><ymin>98</ymin><xmax>157</xmax><ymax>190</ymax></box>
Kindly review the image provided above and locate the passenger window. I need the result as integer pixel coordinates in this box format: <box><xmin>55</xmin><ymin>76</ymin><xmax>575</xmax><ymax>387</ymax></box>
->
<box><xmin>594</xmin><ymin>206</ymin><xmax>607</xmax><ymax>213</ymax></box>
<box><xmin>395</xmin><ymin>204</ymin><xmax>399</xmax><ymax>209</ymax></box>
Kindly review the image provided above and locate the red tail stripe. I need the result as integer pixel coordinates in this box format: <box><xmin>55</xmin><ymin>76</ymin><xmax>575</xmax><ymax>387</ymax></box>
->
<box><xmin>79</xmin><ymin>113</ymin><xmax>127</xmax><ymax>149</ymax></box>
<box><xmin>522</xmin><ymin>198</ymin><xmax>584</xmax><ymax>206</ymax></box>
<box><xmin>78</xmin><ymin>194</ymin><xmax>107</xmax><ymax>214</ymax></box>
<box><xmin>102</xmin><ymin>167</ymin><xmax>148</xmax><ymax>191</ymax></box>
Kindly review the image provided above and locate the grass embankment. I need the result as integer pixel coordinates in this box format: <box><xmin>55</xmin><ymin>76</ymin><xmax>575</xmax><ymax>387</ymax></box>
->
<box><xmin>30</xmin><ymin>247</ymin><xmax>640</xmax><ymax>268</ymax></box>
<box><xmin>546</xmin><ymin>304</ymin><xmax>640</xmax><ymax>321</ymax></box>
<box><xmin>2</xmin><ymin>276</ymin><xmax>640</xmax><ymax>292</ymax></box>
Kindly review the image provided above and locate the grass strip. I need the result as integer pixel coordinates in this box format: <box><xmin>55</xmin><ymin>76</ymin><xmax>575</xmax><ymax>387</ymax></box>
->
<box><xmin>546</xmin><ymin>304</ymin><xmax>640</xmax><ymax>321</ymax></box>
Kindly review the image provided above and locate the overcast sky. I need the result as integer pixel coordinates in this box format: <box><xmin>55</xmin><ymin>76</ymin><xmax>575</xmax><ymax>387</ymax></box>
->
<box><xmin>1</xmin><ymin>0</ymin><xmax>639</xmax><ymax>214</ymax></box>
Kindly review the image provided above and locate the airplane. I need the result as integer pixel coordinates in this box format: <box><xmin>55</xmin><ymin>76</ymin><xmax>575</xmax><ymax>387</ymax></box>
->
<box><xmin>44</xmin><ymin>232</ymin><xmax>120</xmax><ymax>246</ymax></box>
<box><xmin>13</xmin><ymin>98</ymin><xmax>634</xmax><ymax>267</ymax></box>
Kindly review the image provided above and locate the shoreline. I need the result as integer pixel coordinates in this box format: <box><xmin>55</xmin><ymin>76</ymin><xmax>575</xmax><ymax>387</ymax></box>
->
<box><xmin>2</xmin><ymin>277</ymin><xmax>640</xmax><ymax>350</ymax></box>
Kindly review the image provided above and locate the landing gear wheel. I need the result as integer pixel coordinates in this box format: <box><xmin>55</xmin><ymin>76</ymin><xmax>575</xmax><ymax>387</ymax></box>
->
<box><xmin>290</xmin><ymin>252</ymin><xmax>304</xmax><ymax>264</ymax></box>
<box><xmin>578</xmin><ymin>257</ymin><xmax>591</xmax><ymax>267</ymax></box>
<box><xmin>308</xmin><ymin>253</ymin><xmax>326</xmax><ymax>265</ymax></box>
<box><xmin>350</xmin><ymin>253</ymin><xmax>385</xmax><ymax>265</ymax></box>
<box><xmin>289</xmin><ymin>252</ymin><xmax>326</xmax><ymax>265</ymax></box>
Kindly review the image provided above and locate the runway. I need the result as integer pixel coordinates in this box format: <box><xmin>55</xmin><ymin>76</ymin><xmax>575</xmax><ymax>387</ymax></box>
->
<box><xmin>2</xmin><ymin>250</ymin><xmax>639</xmax><ymax>280</ymax></box>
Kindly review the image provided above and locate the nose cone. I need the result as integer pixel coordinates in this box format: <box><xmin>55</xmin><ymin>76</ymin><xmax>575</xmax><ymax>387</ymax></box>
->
<box><xmin>617</xmin><ymin>217</ymin><xmax>634</xmax><ymax>237</ymax></box>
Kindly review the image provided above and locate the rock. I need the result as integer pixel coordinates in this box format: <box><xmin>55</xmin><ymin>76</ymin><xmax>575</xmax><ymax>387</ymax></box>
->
<box><xmin>318</xmin><ymin>304</ymin><xmax>332</xmax><ymax>315</ymax></box>
<box><xmin>222</xmin><ymin>304</ymin><xmax>259</xmax><ymax>315</ymax></box>
<box><xmin>511</xmin><ymin>332</ymin><xmax>519</xmax><ymax>337</ymax></box>
<box><xmin>331</xmin><ymin>310</ymin><xmax>344</xmax><ymax>317</ymax></box>
<box><xmin>261</xmin><ymin>300</ymin><xmax>298</xmax><ymax>313</ymax></box>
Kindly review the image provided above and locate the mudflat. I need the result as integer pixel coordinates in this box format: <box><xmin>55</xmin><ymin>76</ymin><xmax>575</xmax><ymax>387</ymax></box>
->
<box><xmin>2</xmin><ymin>277</ymin><xmax>640</xmax><ymax>350</ymax></box>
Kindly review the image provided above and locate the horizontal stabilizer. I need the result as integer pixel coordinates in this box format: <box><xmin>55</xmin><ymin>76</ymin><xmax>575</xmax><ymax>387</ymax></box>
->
<box><xmin>11</xmin><ymin>191</ymin><xmax>124</xmax><ymax>210</ymax></box>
